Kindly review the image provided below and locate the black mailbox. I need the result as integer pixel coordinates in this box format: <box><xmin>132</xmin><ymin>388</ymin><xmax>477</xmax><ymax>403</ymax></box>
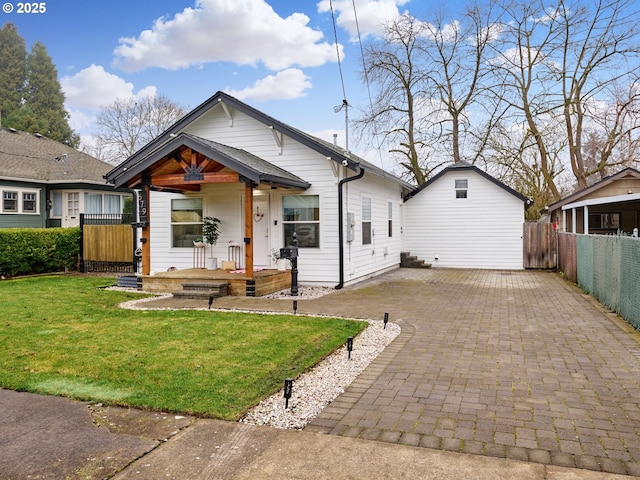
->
<box><xmin>279</xmin><ymin>246</ymin><xmax>298</xmax><ymax>260</ymax></box>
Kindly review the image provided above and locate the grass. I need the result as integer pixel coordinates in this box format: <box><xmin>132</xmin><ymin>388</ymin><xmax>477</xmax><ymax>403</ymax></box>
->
<box><xmin>0</xmin><ymin>275</ymin><xmax>365</xmax><ymax>420</ymax></box>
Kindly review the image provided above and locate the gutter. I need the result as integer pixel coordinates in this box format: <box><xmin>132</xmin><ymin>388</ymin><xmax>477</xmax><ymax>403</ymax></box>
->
<box><xmin>335</xmin><ymin>166</ymin><xmax>365</xmax><ymax>289</ymax></box>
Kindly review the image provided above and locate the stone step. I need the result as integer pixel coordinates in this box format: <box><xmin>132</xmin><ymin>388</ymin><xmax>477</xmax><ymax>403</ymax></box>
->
<box><xmin>117</xmin><ymin>275</ymin><xmax>141</xmax><ymax>289</ymax></box>
<box><xmin>400</xmin><ymin>252</ymin><xmax>432</xmax><ymax>269</ymax></box>
<box><xmin>174</xmin><ymin>281</ymin><xmax>228</xmax><ymax>299</ymax></box>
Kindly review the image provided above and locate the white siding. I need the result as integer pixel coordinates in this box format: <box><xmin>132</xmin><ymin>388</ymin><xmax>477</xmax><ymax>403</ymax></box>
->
<box><xmin>403</xmin><ymin>170</ymin><xmax>525</xmax><ymax>270</ymax></box>
<box><xmin>144</xmin><ymin>106</ymin><xmax>405</xmax><ymax>285</ymax></box>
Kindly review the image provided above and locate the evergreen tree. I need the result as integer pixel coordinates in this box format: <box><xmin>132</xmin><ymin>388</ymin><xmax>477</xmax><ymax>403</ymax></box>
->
<box><xmin>24</xmin><ymin>41</ymin><xmax>78</xmax><ymax>146</ymax></box>
<box><xmin>0</xmin><ymin>22</ymin><xmax>78</xmax><ymax>146</ymax></box>
<box><xmin>0</xmin><ymin>23</ymin><xmax>27</xmax><ymax>125</ymax></box>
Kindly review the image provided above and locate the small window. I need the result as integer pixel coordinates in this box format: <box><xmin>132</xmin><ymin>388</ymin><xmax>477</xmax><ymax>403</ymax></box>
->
<box><xmin>52</xmin><ymin>192</ymin><xmax>62</xmax><ymax>217</ymax></box>
<box><xmin>362</xmin><ymin>197</ymin><xmax>372</xmax><ymax>245</ymax></box>
<box><xmin>171</xmin><ymin>198</ymin><xmax>203</xmax><ymax>248</ymax></box>
<box><xmin>388</xmin><ymin>201</ymin><xmax>393</xmax><ymax>237</ymax></box>
<box><xmin>455</xmin><ymin>179</ymin><xmax>468</xmax><ymax>199</ymax></box>
<box><xmin>3</xmin><ymin>191</ymin><xmax>18</xmax><ymax>212</ymax></box>
<box><xmin>23</xmin><ymin>192</ymin><xmax>37</xmax><ymax>213</ymax></box>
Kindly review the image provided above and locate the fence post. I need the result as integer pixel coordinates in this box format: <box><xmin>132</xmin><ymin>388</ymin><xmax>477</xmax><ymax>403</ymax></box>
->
<box><xmin>79</xmin><ymin>213</ymin><xmax>85</xmax><ymax>273</ymax></box>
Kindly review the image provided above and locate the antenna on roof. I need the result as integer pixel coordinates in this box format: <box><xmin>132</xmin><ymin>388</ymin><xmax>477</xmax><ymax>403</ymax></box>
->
<box><xmin>334</xmin><ymin>99</ymin><xmax>349</xmax><ymax>154</ymax></box>
<box><xmin>55</xmin><ymin>154</ymin><xmax>69</xmax><ymax>175</ymax></box>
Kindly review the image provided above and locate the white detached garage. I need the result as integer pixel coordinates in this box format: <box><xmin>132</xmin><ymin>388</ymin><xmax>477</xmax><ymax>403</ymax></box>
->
<box><xmin>403</xmin><ymin>162</ymin><xmax>531</xmax><ymax>270</ymax></box>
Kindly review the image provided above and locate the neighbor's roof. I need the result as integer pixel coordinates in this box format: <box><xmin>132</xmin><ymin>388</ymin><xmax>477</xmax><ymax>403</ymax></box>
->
<box><xmin>0</xmin><ymin>128</ymin><xmax>113</xmax><ymax>185</ymax></box>
<box><xmin>404</xmin><ymin>161</ymin><xmax>531</xmax><ymax>205</ymax></box>
<box><xmin>106</xmin><ymin>91</ymin><xmax>414</xmax><ymax>191</ymax></box>
<box><xmin>548</xmin><ymin>167</ymin><xmax>640</xmax><ymax>212</ymax></box>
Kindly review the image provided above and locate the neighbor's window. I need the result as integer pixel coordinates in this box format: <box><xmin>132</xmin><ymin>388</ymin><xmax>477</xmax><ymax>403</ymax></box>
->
<box><xmin>588</xmin><ymin>212</ymin><xmax>620</xmax><ymax>230</ymax></box>
<box><xmin>362</xmin><ymin>196</ymin><xmax>372</xmax><ymax>245</ymax></box>
<box><xmin>51</xmin><ymin>192</ymin><xmax>62</xmax><ymax>217</ymax></box>
<box><xmin>171</xmin><ymin>198</ymin><xmax>203</xmax><ymax>248</ymax></box>
<box><xmin>388</xmin><ymin>201</ymin><xmax>393</xmax><ymax>237</ymax></box>
<box><xmin>22</xmin><ymin>192</ymin><xmax>37</xmax><ymax>213</ymax></box>
<box><xmin>3</xmin><ymin>191</ymin><xmax>18</xmax><ymax>212</ymax></box>
<box><xmin>84</xmin><ymin>192</ymin><xmax>103</xmax><ymax>214</ymax></box>
<box><xmin>455</xmin><ymin>179</ymin><xmax>468</xmax><ymax>199</ymax></box>
<box><xmin>104</xmin><ymin>194</ymin><xmax>122</xmax><ymax>214</ymax></box>
<box><xmin>283</xmin><ymin>195</ymin><xmax>319</xmax><ymax>247</ymax></box>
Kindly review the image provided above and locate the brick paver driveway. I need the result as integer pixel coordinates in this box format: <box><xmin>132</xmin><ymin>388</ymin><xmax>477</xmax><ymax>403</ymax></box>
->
<box><xmin>297</xmin><ymin>269</ymin><xmax>640</xmax><ymax>476</ymax></box>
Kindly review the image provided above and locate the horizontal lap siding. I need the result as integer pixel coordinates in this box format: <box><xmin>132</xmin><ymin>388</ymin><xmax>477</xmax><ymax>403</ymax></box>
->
<box><xmin>403</xmin><ymin>171</ymin><xmax>524</xmax><ymax>270</ymax></box>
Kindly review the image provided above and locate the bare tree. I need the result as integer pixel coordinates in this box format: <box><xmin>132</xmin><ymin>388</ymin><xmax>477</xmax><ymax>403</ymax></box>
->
<box><xmin>356</xmin><ymin>5</ymin><xmax>500</xmax><ymax>184</ymax></box>
<box><xmin>93</xmin><ymin>94</ymin><xmax>186</xmax><ymax>165</ymax></box>
<box><xmin>356</xmin><ymin>14</ymin><xmax>433</xmax><ymax>184</ymax></box>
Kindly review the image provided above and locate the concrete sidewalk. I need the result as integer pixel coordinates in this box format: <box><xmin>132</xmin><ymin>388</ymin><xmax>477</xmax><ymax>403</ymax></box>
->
<box><xmin>0</xmin><ymin>389</ymin><xmax>633</xmax><ymax>479</ymax></box>
<box><xmin>3</xmin><ymin>268</ymin><xmax>640</xmax><ymax>478</ymax></box>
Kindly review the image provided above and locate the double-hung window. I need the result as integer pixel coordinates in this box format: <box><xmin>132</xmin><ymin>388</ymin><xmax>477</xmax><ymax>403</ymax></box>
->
<box><xmin>171</xmin><ymin>198</ymin><xmax>203</xmax><ymax>247</ymax></box>
<box><xmin>455</xmin><ymin>179</ymin><xmax>468</xmax><ymax>199</ymax></box>
<box><xmin>282</xmin><ymin>195</ymin><xmax>319</xmax><ymax>247</ymax></box>
<box><xmin>3</xmin><ymin>191</ymin><xmax>18</xmax><ymax>212</ymax></box>
<box><xmin>362</xmin><ymin>197</ymin><xmax>372</xmax><ymax>245</ymax></box>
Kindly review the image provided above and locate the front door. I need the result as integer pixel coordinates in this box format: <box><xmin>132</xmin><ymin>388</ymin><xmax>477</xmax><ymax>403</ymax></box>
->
<box><xmin>63</xmin><ymin>192</ymin><xmax>80</xmax><ymax>227</ymax></box>
<box><xmin>253</xmin><ymin>195</ymin><xmax>270</xmax><ymax>267</ymax></box>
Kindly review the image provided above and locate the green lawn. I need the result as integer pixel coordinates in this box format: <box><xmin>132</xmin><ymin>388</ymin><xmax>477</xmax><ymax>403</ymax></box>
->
<box><xmin>0</xmin><ymin>275</ymin><xmax>364</xmax><ymax>420</ymax></box>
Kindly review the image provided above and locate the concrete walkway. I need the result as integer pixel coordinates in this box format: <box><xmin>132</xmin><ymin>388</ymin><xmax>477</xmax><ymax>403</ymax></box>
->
<box><xmin>3</xmin><ymin>269</ymin><xmax>640</xmax><ymax>478</ymax></box>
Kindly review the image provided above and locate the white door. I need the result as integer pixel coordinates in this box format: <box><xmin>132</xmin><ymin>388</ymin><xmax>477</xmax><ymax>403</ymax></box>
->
<box><xmin>253</xmin><ymin>195</ymin><xmax>270</xmax><ymax>267</ymax></box>
<box><xmin>63</xmin><ymin>192</ymin><xmax>80</xmax><ymax>227</ymax></box>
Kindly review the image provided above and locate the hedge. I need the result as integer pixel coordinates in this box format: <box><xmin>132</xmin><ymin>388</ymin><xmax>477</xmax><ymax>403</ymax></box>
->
<box><xmin>0</xmin><ymin>228</ymin><xmax>80</xmax><ymax>277</ymax></box>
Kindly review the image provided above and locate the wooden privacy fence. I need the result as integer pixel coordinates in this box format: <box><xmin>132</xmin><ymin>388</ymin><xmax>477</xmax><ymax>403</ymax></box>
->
<box><xmin>80</xmin><ymin>214</ymin><xmax>136</xmax><ymax>273</ymax></box>
<box><xmin>523</xmin><ymin>222</ymin><xmax>556</xmax><ymax>269</ymax></box>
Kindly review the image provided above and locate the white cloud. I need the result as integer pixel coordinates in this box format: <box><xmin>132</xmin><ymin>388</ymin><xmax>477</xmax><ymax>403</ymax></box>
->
<box><xmin>316</xmin><ymin>0</ymin><xmax>409</xmax><ymax>39</ymax></box>
<box><xmin>224</xmin><ymin>69</ymin><xmax>312</xmax><ymax>101</ymax></box>
<box><xmin>61</xmin><ymin>64</ymin><xmax>156</xmax><ymax>109</ymax></box>
<box><xmin>113</xmin><ymin>0</ymin><xmax>341</xmax><ymax>72</ymax></box>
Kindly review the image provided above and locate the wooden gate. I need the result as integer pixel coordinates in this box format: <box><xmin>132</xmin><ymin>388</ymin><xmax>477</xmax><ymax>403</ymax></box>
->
<box><xmin>80</xmin><ymin>214</ymin><xmax>136</xmax><ymax>272</ymax></box>
<box><xmin>523</xmin><ymin>222</ymin><xmax>556</xmax><ymax>269</ymax></box>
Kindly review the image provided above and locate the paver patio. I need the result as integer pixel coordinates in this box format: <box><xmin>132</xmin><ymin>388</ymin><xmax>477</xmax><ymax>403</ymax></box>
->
<box><xmin>213</xmin><ymin>268</ymin><xmax>640</xmax><ymax>476</ymax></box>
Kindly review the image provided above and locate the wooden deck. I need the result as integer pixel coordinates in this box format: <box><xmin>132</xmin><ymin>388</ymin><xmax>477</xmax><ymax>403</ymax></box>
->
<box><xmin>141</xmin><ymin>268</ymin><xmax>291</xmax><ymax>297</ymax></box>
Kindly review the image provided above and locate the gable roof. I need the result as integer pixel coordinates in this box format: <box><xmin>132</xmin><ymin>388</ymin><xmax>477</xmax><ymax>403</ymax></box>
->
<box><xmin>0</xmin><ymin>128</ymin><xmax>113</xmax><ymax>185</ymax></box>
<box><xmin>121</xmin><ymin>133</ymin><xmax>310</xmax><ymax>190</ymax></box>
<box><xmin>105</xmin><ymin>91</ymin><xmax>413</xmax><ymax>191</ymax></box>
<box><xmin>404</xmin><ymin>162</ymin><xmax>531</xmax><ymax>205</ymax></box>
<box><xmin>548</xmin><ymin>167</ymin><xmax>640</xmax><ymax>212</ymax></box>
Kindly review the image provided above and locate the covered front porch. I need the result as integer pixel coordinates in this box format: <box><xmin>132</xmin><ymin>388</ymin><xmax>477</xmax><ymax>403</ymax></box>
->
<box><xmin>142</xmin><ymin>267</ymin><xmax>292</xmax><ymax>297</ymax></box>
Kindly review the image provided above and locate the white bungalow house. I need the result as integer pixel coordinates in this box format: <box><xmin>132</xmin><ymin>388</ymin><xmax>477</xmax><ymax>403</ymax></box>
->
<box><xmin>105</xmin><ymin>92</ymin><xmax>414</xmax><ymax>294</ymax></box>
<box><xmin>402</xmin><ymin>162</ymin><xmax>531</xmax><ymax>270</ymax></box>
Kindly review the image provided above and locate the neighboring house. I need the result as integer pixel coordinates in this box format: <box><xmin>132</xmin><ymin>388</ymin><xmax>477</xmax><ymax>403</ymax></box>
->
<box><xmin>0</xmin><ymin>128</ymin><xmax>131</xmax><ymax>228</ymax></box>
<box><xmin>548</xmin><ymin>168</ymin><xmax>640</xmax><ymax>235</ymax></box>
<box><xmin>106</xmin><ymin>92</ymin><xmax>414</xmax><ymax>288</ymax></box>
<box><xmin>402</xmin><ymin>162</ymin><xmax>531</xmax><ymax>270</ymax></box>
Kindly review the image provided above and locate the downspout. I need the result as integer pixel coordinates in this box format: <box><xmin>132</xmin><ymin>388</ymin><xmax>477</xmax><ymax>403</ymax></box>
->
<box><xmin>335</xmin><ymin>166</ymin><xmax>365</xmax><ymax>289</ymax></box>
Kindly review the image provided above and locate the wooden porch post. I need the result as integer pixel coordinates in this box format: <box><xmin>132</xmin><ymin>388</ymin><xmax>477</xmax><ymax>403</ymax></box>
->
<box><xmin>141</xmin><ymin>183</ymin><xmax>151</xmax><ymax>275</ymax></box>
<box><xmin>244</xmin><ymin>181</ymin><xmax>254</xmax><ymax>278</ymax></box>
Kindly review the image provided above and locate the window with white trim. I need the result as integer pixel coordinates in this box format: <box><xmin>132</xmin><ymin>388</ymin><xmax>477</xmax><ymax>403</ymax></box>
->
<box><xmin>171</xmin><ymin>198</ymin><xmax>203</xmax><ymax>248</ymax></box>
<box><xmin>283</xmin><ymin>195</ymin><xmax>319</xmax><ymax>247</ymax></box>
<box><xmin>455</xmin><ymin>179</ymin><xmax>468</xmax><ymax>199</ymax></box>
<box><xmin>1</xmin><ymin>189</ymin><xmax>39</xmax><ymax>214</ymax></box>
<box><xmin>362</xmin><ymin>196</ymin><xmax>372</xmax><ymax>245</ymax></box>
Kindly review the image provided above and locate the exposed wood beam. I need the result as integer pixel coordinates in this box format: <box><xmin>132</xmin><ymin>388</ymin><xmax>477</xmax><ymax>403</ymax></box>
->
<box><xmin>244</xmin><ymin>182</ymin><xmax>254</xmax><ymax>279</ymax></box>
<box><xmin>151</xmin><ymin>172</ymin><xmax>240</xmax><ymax>186</ymax></box>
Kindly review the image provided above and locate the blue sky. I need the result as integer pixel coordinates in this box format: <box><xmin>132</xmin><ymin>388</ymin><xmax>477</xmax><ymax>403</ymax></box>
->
<box><xmin>3</xmin><ymin>0</ymin><xmax>442</xmax><ymax>160</ymax></box>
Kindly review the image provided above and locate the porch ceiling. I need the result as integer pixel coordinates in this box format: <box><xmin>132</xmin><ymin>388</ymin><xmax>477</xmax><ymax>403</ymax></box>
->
<box><xmin>114</xmin><ymin>133</ymin><xmax>310</xmax><ymax>192</ymax></box>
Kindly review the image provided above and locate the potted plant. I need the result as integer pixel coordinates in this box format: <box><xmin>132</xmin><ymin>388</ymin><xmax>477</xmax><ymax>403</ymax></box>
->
<box><xmin>193</xmin><ymin>237</ymin><xmax>205</xmax><ymax>248</ymax></box>
<box><xmin>202</xmin><ymin>216</ymin><xmax>221</xmax><ymax>270</ymax></box>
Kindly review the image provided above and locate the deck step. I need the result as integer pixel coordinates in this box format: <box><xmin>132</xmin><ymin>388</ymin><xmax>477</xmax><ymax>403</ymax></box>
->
<box><xmin>400</xmin><ymin>252</ymin><xmax>432</xmax><ymax>269</ymax></box>
<box><xmin>173</xmin><ymin>281</ymin><xmax>228</xmax><ymax>300</ymax></box>
<box><xmin>117</xmin><ymin>275</ymin><xmax>142</xmax><ymax>289</ymax></box>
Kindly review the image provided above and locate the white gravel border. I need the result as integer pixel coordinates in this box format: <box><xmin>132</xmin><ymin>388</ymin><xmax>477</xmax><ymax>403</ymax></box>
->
<box><xmin>111</xmin><ymin>287</ymin><xmax>400</xmax><ymax>430</ymax></box>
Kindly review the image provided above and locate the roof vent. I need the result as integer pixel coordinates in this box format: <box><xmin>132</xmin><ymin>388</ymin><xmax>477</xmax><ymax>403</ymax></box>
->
<box><xmin>34</xmin><ymin>133</ymin><xmax>42</xmax><ymax>138</ymax></box>
<box><xmin>8</xmin><ymin>127</ymin><xmax>17</xmax><ymax>133</ymax></box>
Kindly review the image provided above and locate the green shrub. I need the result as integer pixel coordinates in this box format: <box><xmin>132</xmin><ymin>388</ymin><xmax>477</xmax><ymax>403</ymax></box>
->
<box><xmin>0</xmin><ymin>228</ymin><xmax>80</xmax><ymax>277</ymax></box>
